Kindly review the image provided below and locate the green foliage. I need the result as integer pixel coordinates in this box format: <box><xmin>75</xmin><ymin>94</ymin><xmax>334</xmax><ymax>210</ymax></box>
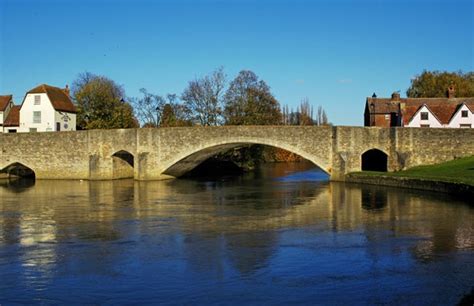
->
<box><xmin>224</xmin><ymin>70</ymin><xmax>281</xmax><ymax>125</ymax></box>
<box><xmin>407</xmin><ymin>70</ymin><xmax>474</xmax><ymax>98</ymax></box>
<box><xmin>73</xmin><ymin>72</ymin><xmax>138</xmax><ymax>129</ymax></box>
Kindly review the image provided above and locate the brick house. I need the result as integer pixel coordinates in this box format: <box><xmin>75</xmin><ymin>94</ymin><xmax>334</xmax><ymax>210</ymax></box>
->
<box><xmin>364</xmin><ymin>86</ymin><xmax>474</xmax><ymax>128</ymax></box>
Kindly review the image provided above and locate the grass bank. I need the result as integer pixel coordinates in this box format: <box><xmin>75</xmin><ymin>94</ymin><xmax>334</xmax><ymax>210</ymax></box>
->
<box><xmin>347</xmin><ymin>156</ymin><xmax>474</xmax><ymax>197</ymax></box>
<box><xmin>353</xmin><ymin>156</ymin><xmax>474</xmax><ymax>186</ymax></box>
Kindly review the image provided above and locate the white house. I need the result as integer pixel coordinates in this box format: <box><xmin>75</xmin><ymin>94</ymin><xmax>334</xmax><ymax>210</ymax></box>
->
<box><xmin>447</xmin><ymin>103</ymin><xmax>473</xmax><ymax>128</ymax></box>
<box><xmin>405</xmin><ymin>104</ymin><xmax>443</xmax><ymax>128</ymax></box>
<box><xmin>0</xmin><ymin>95</ymin><xmax>14</xmax><ymax>131</ymax></box>
<box><xmin>365</xmin><ymin>85</ymin><xmax>474</xmax><ymax>128</ymax></box>
<box><xmin>18</xmin><ymin>84</ymin><xmax>77</xmax><ymax>133</ymax></box>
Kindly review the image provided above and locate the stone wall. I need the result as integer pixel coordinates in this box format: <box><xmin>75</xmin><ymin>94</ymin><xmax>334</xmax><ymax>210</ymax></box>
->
<box><xmin>0</xmin><ymin>126</ymin><xmax>473</xmax><ymax>181</ymax></box>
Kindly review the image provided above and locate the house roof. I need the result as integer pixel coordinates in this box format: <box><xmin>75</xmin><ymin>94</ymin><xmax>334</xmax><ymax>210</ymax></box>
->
<box><xmin>401</xmin><ymin>98</ymin><xmax>474</xmax><ymax>125</ymax></box>
<box><xmin>366</xmin><ymin>97</ymin><xmax>474</xmax><ymax>125</ymax></box>
<box><xmin>0</xmin><ymin>95</ymin><xmax>13</xmax><ymax>111</ymax></box>
<box><xmin>3</xmin><ymin>105</ymin><xmax>20</xmax><ymax>127</ymax></box>
<box><xmin>26</xmin><ymin>84</ymin><xmax>77</xmax><ymax>113</ymax></box>
<box><xmin>365</xmin><ymin>98</ymin><xmax>400</xmax><ymax>114</ymax></box>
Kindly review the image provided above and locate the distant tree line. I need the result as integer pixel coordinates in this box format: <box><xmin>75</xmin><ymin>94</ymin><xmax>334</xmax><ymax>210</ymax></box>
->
<box><xmin>71</xmin><ymin>67</ymin><xmax>330</xmax><ymax>130</ymax></box>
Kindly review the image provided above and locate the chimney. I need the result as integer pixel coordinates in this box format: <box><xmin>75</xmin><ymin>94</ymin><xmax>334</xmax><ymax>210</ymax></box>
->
<box><xmin>447</xmin><ymin>84</ymin><xmax>455</xmax><ymax>98</ymax></box>
<box><xmin>391</xmin><ymin>92</ymin><xmax>400</xmax><ymax>101</ymax></box>
<box><xmin>64</xmin><ymin>84</ymin><xmax>70</xmax><ymax>97</ymax></box>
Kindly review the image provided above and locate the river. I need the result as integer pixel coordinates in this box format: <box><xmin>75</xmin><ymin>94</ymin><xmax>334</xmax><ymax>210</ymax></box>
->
<box><xmin>0</xmin><ymin>162</ymin><xmax>473</xmax><ymax>305</ymax></box>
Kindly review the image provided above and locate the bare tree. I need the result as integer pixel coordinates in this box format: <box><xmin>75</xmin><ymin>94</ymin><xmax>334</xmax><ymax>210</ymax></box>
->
<box><xmin>316</xmin><ymin>105</ymin><xmax>329</xmax><ymax>126</ymax></box>
<box><xmin>181</xmin><ymin>67</ymin><xmax>226</xmax><ymax>126</ymax></box>
<box><xmin>132</xmin><ymin>89</ymin><xmax>191</xmax><ymax>127</ymax></box>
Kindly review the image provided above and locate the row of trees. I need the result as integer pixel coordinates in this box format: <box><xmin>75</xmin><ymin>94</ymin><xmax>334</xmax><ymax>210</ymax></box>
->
<box><xmin>72</xmin><ymin>68</ymin><xmax>329</xmax><ymax>130</ymax></box>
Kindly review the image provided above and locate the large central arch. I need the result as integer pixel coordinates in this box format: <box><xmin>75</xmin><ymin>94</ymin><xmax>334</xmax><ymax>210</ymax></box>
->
<box><xmin>161</xmin><ymin>139</ymin><xmax>331</xmax><ymax>178</ymax></box>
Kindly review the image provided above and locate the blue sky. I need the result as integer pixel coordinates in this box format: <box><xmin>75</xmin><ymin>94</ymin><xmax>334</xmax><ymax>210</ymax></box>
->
<box><xmin>0</xmin><ymin>0</ymin><xmax>472</xmax><ymax>125</ymax></box>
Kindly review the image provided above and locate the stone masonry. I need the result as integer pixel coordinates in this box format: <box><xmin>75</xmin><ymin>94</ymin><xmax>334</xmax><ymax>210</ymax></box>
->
<box><xmin>0</xmin><ymin>126</ymin><xmax>473</xmax><ymax>181</ymax></box>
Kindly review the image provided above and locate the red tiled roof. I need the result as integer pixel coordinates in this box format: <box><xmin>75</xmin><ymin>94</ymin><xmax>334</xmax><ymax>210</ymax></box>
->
<box><xmin>401</xmin><ymin>98</ymin><xmax>474</xmax><ymax>125</ymax></box>
<box><xmin>366</xmin><ymin>97</ymin><xmax>474</xmax><ymax>125</ymax></box>
<box><xmin>3</xmin><ymin>105</ymin><xmax>20</xmax><ymax>127</ymax></box>
<box><xmin>26</xmin><ymin>84</ymin><xmax>77</xmax><ymax>113</ymax></box>
<box><xmin>0</xmin><ymin>95</ymin><xmax>12</xmax><ymax>111</ymax></box>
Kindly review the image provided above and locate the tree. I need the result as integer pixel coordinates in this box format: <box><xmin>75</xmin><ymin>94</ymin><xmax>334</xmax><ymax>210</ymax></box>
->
<box><xmin>72</xmin><ymin>72</ymin><xmax>138</xmax><ymax>129</ymax></box>
<box><xmin>132</xmin><ymin>88</ymin><xmax>166</xmax><ymax>127</ymax></box>
<box><xmin>407</xmin><ymin>70</ymin><xmax>474</xmax><ymax>98</ymax></box>
<box><xmin>282</xmin><ymin>99</ymin><xmax>329</xmax><ymax>126</ymax></box>
<box><xmin>132</xmin><ymin>89</ymin><xmax>191</xmax><ymax>127</ymax></box>
<box><xmin>315</xmin><ymin>105</ymin><xmax>328</xmax><ymax>126</ymax></box>
<box><xmin>181</xmin><ymin>67</ymin><xmax>226</xmax><ymax>126</ymax></box>
<box><xmin>224</xmin><ymin>70</ymin><xmax>281</xmax><ymax>125</ymax></box>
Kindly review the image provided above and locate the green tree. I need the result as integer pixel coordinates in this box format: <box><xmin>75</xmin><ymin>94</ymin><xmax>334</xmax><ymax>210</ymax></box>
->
<box><xmin>224</xmin><ymin>70</ymin><xmax>281</xmax><ymax>125</ymax></box>
<box><xmin>406</xmin><ymin>70</ymin><xmax>474</xmax><ymax>98</ymax></box>
<box><xmin>73</xmin><ymin>72</ymin><xmax>138</xmax><ymax>129</ymax></box>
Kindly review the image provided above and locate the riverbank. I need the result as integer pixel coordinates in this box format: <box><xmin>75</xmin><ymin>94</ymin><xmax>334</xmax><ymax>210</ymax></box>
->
<box><xmin>347</xmin><ymin>156</ymin><xmax>474</xmax><ymax>197</ymax></box>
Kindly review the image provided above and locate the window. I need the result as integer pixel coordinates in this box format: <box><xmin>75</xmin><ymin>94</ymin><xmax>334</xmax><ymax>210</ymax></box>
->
<box><xmin>33</xmin><ymin>111</ymin><xmax>41</xmax><ymax>123</ymax></box>
<box><xmin>8</xmin><ymin>129</ymin><xmax>17</xmax><ymax>133</ymax></box>
<box><xmin>461</xmin><ymin>110</ymin><xmax>469</xmax><ymax>118</ymax></box>
<box><xmin>420</xmin><ymin>112</ymin><xmax>429</xmax><ymax>120</ymax></box>
<box><xmin>420</xmin><ymin>124</ymin><xmax>430</xmax><ymax>128</ymax></box>
<box><xmin>460</xmin><ymin>124</ymin><xmax>471</xmax><ymax>128</ymax></box>
<box><xmin>34</xmin><ymin>95</ymin><xmax>41</xmax><ymax>105</ymax></box>
<box><xmin>29</xmin><ymin>128</ymin><xmax>37</xmax><ymax>132</ymax></box>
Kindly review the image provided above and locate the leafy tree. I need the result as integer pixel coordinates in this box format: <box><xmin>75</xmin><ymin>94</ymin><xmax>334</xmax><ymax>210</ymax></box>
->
<box><xmin>224</xmin><ymin>70</ymin><xmax>281</xmax><ymax>125</ymax></box>
<box><xmin>407</xmin><ymin>70</ymin><xmax>474</xmax><ymax>98</ymax></box>
<box><xmin>72</xmin><ymin>72</ymin><xmax>138</xmax><ymax>129</ymax></box>
<box><xmin>181</xmin><ymin>67</ymin><xmax>226</xmax><ymax>126</ymax></box>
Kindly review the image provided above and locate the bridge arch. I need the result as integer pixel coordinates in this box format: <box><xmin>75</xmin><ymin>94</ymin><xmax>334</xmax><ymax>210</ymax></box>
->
<box><xmin>1</xmin><ymin>162</ymin><xmax>36</xmax><ymax>179</ymax></box>
<box><xmin>112</xmin><ymin>150</ymin><xmax>134</xmax><ymax>179</ymax></box>
<box><xmin>161</xmin><ymin>138</ymin><xmax>330</xmax><ymax>178</ymax></box>
<box><xmin>361</xmin><ymin>148</ymin><xmax>388</xmax><ymax>172</ymax></box>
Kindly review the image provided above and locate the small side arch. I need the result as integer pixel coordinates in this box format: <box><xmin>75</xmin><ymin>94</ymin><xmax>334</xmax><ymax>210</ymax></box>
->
<box><xmin>361</xmin><ymin>149</ymin><xmax>388</xmax><ymax>172</ymax></box>
<box><xmin>1</xmin><ymin>162</ymin><xmax>36</xmax><ymax>179</ymax></box>
<box><xmin>112</xmin><ymin>150</ymin><xmax>134</xmax><ymax>179</ymax></box>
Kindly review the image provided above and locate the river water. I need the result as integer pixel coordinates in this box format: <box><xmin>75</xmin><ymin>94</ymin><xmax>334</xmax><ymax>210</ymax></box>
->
<box><xmin>0</xmin><ymin>163</ymin><xmax>473</xmax><ymax>305</ymax></box>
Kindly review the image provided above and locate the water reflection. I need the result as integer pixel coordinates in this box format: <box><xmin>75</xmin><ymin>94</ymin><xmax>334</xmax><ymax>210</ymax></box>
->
<box><xmin>0</xmin><ymin>164</ymin><xmax>473</xmax><ymax>304</ymax></box>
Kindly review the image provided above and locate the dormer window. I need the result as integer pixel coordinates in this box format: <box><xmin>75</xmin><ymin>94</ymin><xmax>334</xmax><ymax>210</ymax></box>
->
<box><xmin>420</xmin><ymin>112</ymin><xmax>429</xmax><ymax>120</ymax></box>
<box><xmin>34</xmin><ymin>95</ymin><xmax>41</xmax><ymax>105</ymax></box>
<box><xmin>461</xmin><ymin>110</ymin><xmax>468</xmax><ymax>118</ymax></box>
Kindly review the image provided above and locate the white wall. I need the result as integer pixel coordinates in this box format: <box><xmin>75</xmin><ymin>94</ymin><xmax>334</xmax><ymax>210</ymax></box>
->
<box><xmin>406</xmin><ymin>105</ymin><xmax>443</xmax><ymax>128</ymax></box>
<box><xmin>54</xmin><ymin>110</ymin><xmax>76</xmax><ymax>131</ymax></box>
<box><xmin>447</xmin><ymin>104</ymin><xmax>473</xmax><ymax>128</ymax></box>
<box><xmin>3</xmin><ymin>127</ymin><xmax>19</xmax><ymax>133</ymax></box>
<box><xmin>19</xmin><ymin>93</ymin><xmax>56</xmax><ymax>132</ymax></box>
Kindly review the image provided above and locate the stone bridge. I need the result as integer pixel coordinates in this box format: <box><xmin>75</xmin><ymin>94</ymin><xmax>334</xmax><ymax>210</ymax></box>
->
<box><xmin>1</xmin><ymin>126</ymin><xmax>473</xmax><ymax>181</ymax></box>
